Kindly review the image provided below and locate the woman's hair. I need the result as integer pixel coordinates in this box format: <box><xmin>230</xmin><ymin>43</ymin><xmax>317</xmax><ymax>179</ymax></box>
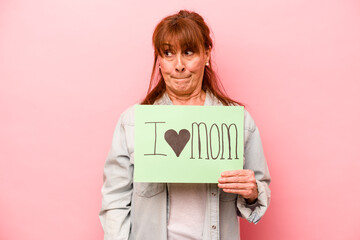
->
<box><xmin>141</xmin><ymin>10</ymin><xmax>242</xmax><ymax>106</ymax></box>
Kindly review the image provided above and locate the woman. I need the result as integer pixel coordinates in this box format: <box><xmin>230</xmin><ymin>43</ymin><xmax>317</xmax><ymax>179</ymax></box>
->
<box><xmin>100</xmin><ymin>10</ymin><xmax>271</xmax><ymax>240</ymax></box>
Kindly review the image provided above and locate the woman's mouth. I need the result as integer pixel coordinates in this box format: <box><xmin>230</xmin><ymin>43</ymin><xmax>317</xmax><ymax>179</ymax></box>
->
<box><xmin>172</xmin><ymin>75</ymin><xmax>191</xmax><ymax>80</ymax></box>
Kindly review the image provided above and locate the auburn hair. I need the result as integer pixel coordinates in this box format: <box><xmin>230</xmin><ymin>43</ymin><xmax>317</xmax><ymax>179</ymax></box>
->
<box><xmin>141</xmin><ymin>10</ymin><xmax>243</xmax><ymax>106</ymax></box>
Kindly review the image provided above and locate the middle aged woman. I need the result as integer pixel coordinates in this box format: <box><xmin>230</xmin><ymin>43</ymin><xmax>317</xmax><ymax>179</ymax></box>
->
<box><xmin>100</xmin><ymin>10</ymin><xmax>271</xmax><ymax>240</ymax></box>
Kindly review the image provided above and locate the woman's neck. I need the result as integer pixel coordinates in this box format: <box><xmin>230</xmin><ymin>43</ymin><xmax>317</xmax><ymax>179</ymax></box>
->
<box><xmin>167</xmin><ymin>89</ymin><xmax>206</xmax><ymax>106</ymax></box>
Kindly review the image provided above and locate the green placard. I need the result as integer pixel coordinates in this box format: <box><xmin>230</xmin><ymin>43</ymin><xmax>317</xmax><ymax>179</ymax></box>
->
<box><xmin>134</xmin><ymin>105</ymin><xmax>244</xmax><ymax>183</ymax></box>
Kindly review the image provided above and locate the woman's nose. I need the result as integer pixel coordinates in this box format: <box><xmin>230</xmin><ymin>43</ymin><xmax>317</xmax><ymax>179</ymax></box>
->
<box><xmin>175</xmin><ymin>55</ymin><xmax>185</xmax><ymax>72</ymax></box>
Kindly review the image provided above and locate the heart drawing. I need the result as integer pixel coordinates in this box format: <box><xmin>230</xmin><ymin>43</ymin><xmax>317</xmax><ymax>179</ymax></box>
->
<box><xmin>164</xmin><ymin>129</ymin><xmax>190</xmax><ymax>157</ymax></box>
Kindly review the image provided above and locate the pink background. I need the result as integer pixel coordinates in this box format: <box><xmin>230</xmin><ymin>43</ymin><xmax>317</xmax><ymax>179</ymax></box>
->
<box><xmin>1</xmin><ymin>0</ymin><xmax>360</xmax><ymax>239</ymax></box>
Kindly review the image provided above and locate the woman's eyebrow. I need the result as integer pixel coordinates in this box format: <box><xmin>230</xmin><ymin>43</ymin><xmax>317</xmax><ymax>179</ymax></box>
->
<box><xmin>161</xmin><ymin>43</ymin><xmax>173</xmax><ymax>48</ymax></box>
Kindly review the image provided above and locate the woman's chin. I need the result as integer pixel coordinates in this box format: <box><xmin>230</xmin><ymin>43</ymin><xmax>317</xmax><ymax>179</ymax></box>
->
<box><xmin>168</xmin><ymin>85</ymin><xmax>193</xmax><ymax>96</ymax></box>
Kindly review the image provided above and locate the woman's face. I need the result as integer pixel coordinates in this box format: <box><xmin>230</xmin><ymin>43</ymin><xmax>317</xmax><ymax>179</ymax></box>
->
<box><xmin>159</xmin><ymin>44</ymin><xmax>210</xmax><ymax>97</ymax></box>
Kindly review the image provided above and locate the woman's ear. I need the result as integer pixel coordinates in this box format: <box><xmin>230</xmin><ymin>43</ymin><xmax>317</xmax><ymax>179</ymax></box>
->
<box><xmin>205</xmin><ymin>47</ymin><xmax>211</xmax><ymax>64</ymax></box>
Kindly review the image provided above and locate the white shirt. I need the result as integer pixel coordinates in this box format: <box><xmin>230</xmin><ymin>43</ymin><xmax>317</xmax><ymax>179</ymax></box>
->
<box><xmin>167</xmin><ymin>183</ymin><xmax>207</xmax><ymax>240</ymax></box>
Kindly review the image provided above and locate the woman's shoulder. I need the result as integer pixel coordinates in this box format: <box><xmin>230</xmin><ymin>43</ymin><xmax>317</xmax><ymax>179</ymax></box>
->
<box><xmin>209</xmin><ymin>92</ymin><xmax>257</xmax><ymax>132</ymax></box>
<box><xmin>116</xmin><ymin>93</ymin><xmax>168</xmax><ymax>126</ymax></box>
<box><xmin>244</xmin><ymin>109</ymin><xmax>256</xmax><ymax>133</ymax></box>
<box><xmin>117</xmin><ymin>104</ymin><xmax>136</xmax><ymax>126</ymax></box>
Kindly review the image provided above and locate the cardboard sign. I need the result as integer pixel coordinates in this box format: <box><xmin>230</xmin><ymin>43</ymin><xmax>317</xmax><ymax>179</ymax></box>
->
<box><xmin>134</xmin><ymin>105</ymin><xmax>244</xmax><ymax>183</ymax></box>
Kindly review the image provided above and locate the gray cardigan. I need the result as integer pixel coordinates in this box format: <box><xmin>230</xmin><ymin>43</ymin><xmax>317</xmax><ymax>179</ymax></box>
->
<box><xmin>100</xmin><ymin>92</ymin><xmax>271</xmax><ymax>240</ymax></box>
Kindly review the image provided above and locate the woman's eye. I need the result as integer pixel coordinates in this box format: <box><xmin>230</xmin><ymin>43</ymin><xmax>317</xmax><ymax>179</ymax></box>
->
<box><xmin>184</xmin><ymin>50</ymin><xmax>194</xmax><ymax>56</ymax></box>
<box><xmin>164</xmin><ymin>50</ymin><xmax>173</xmax><ymax>57</ymax></box>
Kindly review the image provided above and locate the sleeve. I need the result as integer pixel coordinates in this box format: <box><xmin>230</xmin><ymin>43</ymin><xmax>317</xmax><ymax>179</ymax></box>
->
<box><xmin>99</xmin><ymin>114</ymin><xmax>133</xmax><ymax>240</ymax></box>
<box><xmin>236</xmin><ymin>112</ymin><xmax>271</xmax><ymax>224</ymax></box>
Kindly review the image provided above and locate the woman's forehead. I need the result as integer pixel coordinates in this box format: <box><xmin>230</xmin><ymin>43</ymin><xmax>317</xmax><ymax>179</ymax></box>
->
<box><xmin>160</xmin><ymin>41</ymin><xmax>181</xmax><ymax>49</ymax></box>
<box><xmin>159</xmin><ymin>38</ymin><xmax>201</xmax><ymax>51</ymax></box>
<box><xmin>160</xmin><ymin>27</ymin><xmax>202</xmax><ymax>46</ymax></box>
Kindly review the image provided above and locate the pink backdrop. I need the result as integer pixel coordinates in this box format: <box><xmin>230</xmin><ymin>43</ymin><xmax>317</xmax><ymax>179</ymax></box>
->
<box><xmin>1</xmin><ymin>0</ymin><xmax>360</xmax><ymax>239</ymax></box>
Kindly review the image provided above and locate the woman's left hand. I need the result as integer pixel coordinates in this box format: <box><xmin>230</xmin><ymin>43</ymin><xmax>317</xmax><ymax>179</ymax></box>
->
<box><xmin>218</xmin><ymin>169</ymin><xmax>258</xmax><ymax>204</ymax></box>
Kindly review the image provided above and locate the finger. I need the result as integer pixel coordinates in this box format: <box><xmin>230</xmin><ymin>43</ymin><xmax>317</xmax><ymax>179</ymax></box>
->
<box><xmin>218</xmin><ymin>176</ymin><xmax>250</xmax><ymax>184</ymax></box>
<box><xmin>221</xmin><ymin>169</ymin><xmax>254</xmax><ymax>177</ymax></box>
<box><xmin>220</xmin><ymin>170</ymin><xmax>243</xmax><ymax>177</ymax></box>
<box><xmin>222</xmin><ymin>188</ymin><xmax>256</xmax><ymax>199</ymax></box>
<box><xmin>218</xmin><ymin>182</ymin><xmax>255</xmax><ymax>190</ymax></box>
<box><xmin>219</xmin><ymin>173</ymin><xmax>256</xmax><ymax>184</ymax></box>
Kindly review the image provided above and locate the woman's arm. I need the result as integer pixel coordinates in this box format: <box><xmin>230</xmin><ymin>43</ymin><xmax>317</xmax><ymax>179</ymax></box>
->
<box><xmin>218</xmin><ymin>111</ymin><xmax>271</xmax><ymax>224</ymax></box>
<box><xmin>99</xmin><ymin>113</ymin><xmax>133</xmax><ymax>240</ymax></box>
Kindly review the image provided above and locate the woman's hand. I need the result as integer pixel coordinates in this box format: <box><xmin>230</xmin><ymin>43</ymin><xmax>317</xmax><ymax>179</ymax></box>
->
<box><xmin>218</xmin><ymin>169</ymin><xmax>258</xmax><ymax>204</ymax></box>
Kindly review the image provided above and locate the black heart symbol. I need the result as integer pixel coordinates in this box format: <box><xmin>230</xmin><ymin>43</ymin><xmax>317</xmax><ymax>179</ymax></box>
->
<box><xmin>164</xmin><ymin>129</ymin><xmax>190</xmax><ymax>157</ymax></box>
